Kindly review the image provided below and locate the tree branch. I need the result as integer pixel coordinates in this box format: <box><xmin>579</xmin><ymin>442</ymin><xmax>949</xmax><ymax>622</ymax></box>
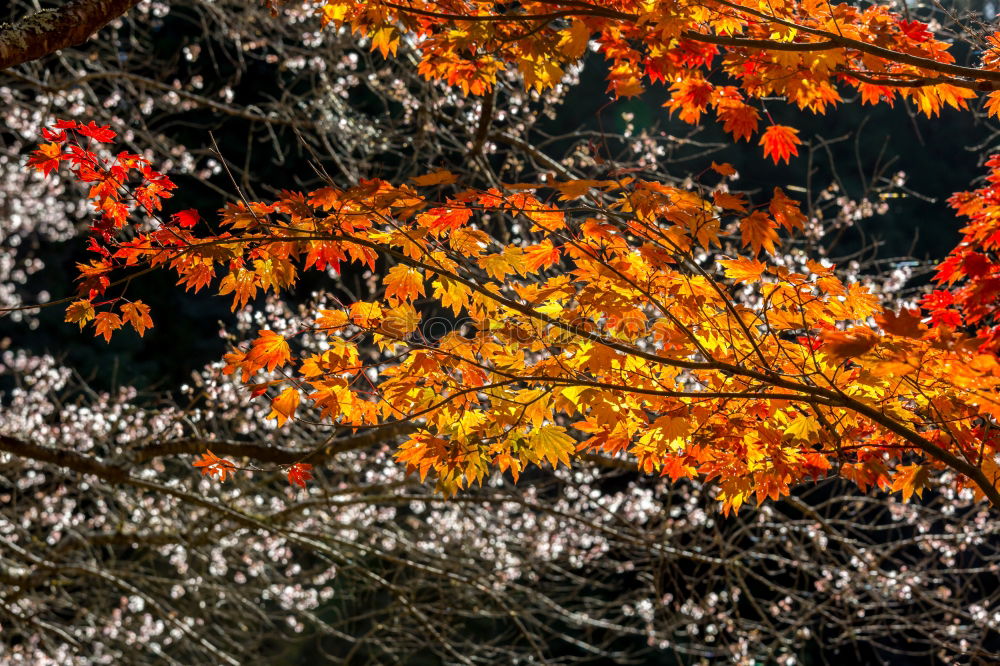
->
<box><xmin>0</xmin><ymin>434</ymin><xmax>128</xmax><ymax>481</ymax></box>
<box><xmin>0</xmin><ymin>0</ymin><xmax>140</xmax><ymax>71</ymax></box>
<box><xmin>131</xmin><ymin>422</ymin><xmax>418</xmax><ymax>464</ymax></box>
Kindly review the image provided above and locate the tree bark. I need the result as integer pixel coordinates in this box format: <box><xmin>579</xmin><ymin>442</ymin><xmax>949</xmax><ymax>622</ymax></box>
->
<box><xmin>0</xmin><ymin>0</ymin><xmax>140</xmax><ymax>71</ymax></box>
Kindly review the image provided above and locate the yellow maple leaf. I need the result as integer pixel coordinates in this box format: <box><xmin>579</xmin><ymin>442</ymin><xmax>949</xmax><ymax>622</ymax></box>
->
<box><xmin>719</xmin><ymin>257</ymin><xmax>766</xmax><ymax>283</ymax></box>
<box><xmin>65</xmin><ymin>299</ymin><xmax>95</xmax><ymax>329</ymax></box>
<box><xmin>384</xmin><ymin>265</ymin><xmax>425</xmax><ymax>306</ymax></box>
<box><xmin>890</xmin><ymin>464</ymin><xmax>931</xmax><ymax>503</ymax></box>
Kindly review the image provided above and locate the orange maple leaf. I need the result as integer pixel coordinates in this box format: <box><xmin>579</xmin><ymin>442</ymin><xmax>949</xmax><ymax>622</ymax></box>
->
<box><xmin>769</xmin><ymin>188</ymin><xmax>806</xmax><ymax>232</ymax></box>
<box><xmin>384</xmin><ymin>265</ymin><xmax>426</xmax><ymax>305</ymax></box>
<box><xmin>193</xmin><ymin>450</ymin><xmax>238</xmax><ymax>482</ymax></box>
<box><xmin>268</xmin><ymin>387</ymin><xmax>300</xmax><ymax>427</ymax></box>
<box><xmin>717</xmin><ymin>101</ymin><xmax>759</xmax><ymax>142</ymax></box>
<box><xmin>710</xmin><ymin>161</ymin><xmax>737</xmax><ymax>177</ymax></box>
<box><xmin>820</xmin><ymin>327</ymin><xmax>879</xmax><ymax>359</ymax></box>
<box><xmin>121</xmin><ymin>301</ymin><xmax>153</xmax><ymax>337</ymax></box>
<box><xmin>245</xmin><ymin>330</ymin><xmax>292</xmax><ymax>373</ymax></box>
<box><xmin>739</xmin><ymin>211</ymin><xmax>779</xmax><ymax>256</ymax></box>
<box><xmin>524</xmin><ymin>240</ymin><xmax>561</xmax><ymax>271</ymax></box>
<box><xmin>719</xmin><ymin>257</ymin><xmax>766</xmax><ymax>283</ymax></box>
<box><xmin>93</xmin><ymin>311</ymin><xmax>122</xmax><ymax>343</ymax></box>
<box><xmin>411</xmin><ymin>170</ymin><xmax>458</xmax><ymax>186</ymax></box>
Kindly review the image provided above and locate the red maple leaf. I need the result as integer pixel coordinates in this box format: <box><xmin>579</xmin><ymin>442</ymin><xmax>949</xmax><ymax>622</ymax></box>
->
<box><xmin>193</xmin><ymin>450</ymin><xmax>238</xmax><ymax>482</ymax></box>
<box><xmin>897</xmin><ymin>19</ymin><xmax>932</xmax><ymax>43</ymax></box>
<box><xmin>77</xmin><ymin>121</ymin><xmax>117</xmax><ymax>143</ymax></box>
<box><xmin>172</xmin><ymin>209</ymin><xmax>201</xmax><ymax>228</ymax></box>
<box><xmin>287</xmin><ymin>463</ymin><xmax>314</xmax><ymax>488</ymax></box>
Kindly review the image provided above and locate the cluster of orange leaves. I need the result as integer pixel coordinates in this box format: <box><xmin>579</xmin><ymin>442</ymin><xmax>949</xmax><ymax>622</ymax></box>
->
<box><xmin>25</xmin><ymin>0</ymin><xmax>1000</xmax><ymax>507</ymax></box>
<box><xmin>313</xmin><ymin>0</ymin><xmax>1000</xmax><ymax>163</ymax></box>
<box><xmin>29</xmin><ymin>126</ymin><xmax>1000</xmax><ymax>508</ymax></box>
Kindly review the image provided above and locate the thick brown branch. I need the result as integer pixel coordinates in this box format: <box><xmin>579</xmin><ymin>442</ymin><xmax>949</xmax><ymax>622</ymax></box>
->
<box><xmin>679</xmin><ymin>30</ymin><xmax>838</xmax><ymax>52</ymax></box>
<box><xmin>0</xmin><ymin>0</ymin><xmax>140</xmax><ymax>71</ymax></box>
<box><xmin>0</xmin><ymin>434</ymin><xmax>128</xmax><ymax>482</ymax></box>
<box><xmin>131</xmin><ymin>422</ymin><xmax>418</xmax><ymax>464</ymax></box>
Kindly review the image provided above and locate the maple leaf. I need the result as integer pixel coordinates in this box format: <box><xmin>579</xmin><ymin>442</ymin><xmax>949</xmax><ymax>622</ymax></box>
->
<box><xmin>27</xmin><ymin>142</ymin><xmax>64</xmax><ymax>176</ymax></box>
<box><xmin>420</xmin><ymin>207</ymin><xmax>473</xmax><ymax>235</ymax></box>
<box><xmin>370</xmin><ymin>26</ymin><xmax>399</xmax><ymax>58</ymax></box>
<box><xmin>524</xmin><ymin>240</ymin><xmax>561</xmax><ymax>271</ymax></box>
<box><xmin>986</xmin><ymin>91</ymin><xmax>1000</xmax><ymax>119</ymax></box>
<box><xmin>171</xmin><ymin>209</ymin><xmax>201</xmax><ymax>228</ymax></box>
<box><xmin>219</xmin><ymin>268</ymin><xmax>259</xmax><ymax>310</ymax></box>
<box><xmin>667</xmin><ymin>78</ymin><xmax>714</xmax><ymax>124</ymax></box>
<box><xmin>717</xmin><ymin>101</ymin><xmax>759</xmax><ymax>142</ymax></box>
<box><xmin>719</xmin><ymin>257</ymin><xmax>766</xmax><ymax>283</ymax></box>
<box><xmin>432</xmin><ymin>277</ymin><xmax>470</xmax><ymax>316</ymax></box>
<box><xmin>350</xmin><ymin>301</ymin><xmax>384</xmax><ymax>328</ymax></box>
<box><xmin>528</xmin><ymin>426</ymin><xmax>575</xmax><ymax>469</ymax></box>
<box><xmin>287</xmin><ymin>463</ymin><xmax>314</xmax><ymax>489</ymax></box>
<box><xmin>890</xmin><ymin>463</ymin><xmax>931</xmax><ymax>502</ymax></box>
<box><xmin>784</xmin><ymin>414</ymin><xmax>820</xmax><ymax>441</ymax></box>
<box><xmin>193</xmin><ymin>450</ymin><xmax>238</xmax><ymax>482</ymax></box>
<box><xmin>739</xmin><ymin>212</ymin><xmax>779</xmax><ymax>256</ymax></box>
<box><xmin>121</xmin><ymin>301</ymin><xmax>153</xmax><ymax>337</ymax></box>
<box><xmin>558</xmin><ymin>19</ymin><xmax>591</xmax><ymax>59</ymax></box>
<box><xmin>769</xmin><ymin>188</ymin><xmax>806</xmax><ymax>232</ymax></box>
<box><xmin>316</xmin><ymin>309</ymin><xmax>349</xmax><ymax>330</ymax></box>
<box><xmin>820</xmin><ymin>327</ymin><xmax>879</xmax><ymax>359</ymax></box>
<box><xmin>897</xmin><ymin>19</ymin><xmax>932</xmax><ymax>43</ymax></box>
<box><xmin>177</xmin><ymin>263</ymin><xmax>216</xmax><ymax>293</ymax></box>
<box><xmin>93</xmin><ymin>311</ymin><xmax>122</xmax><ymax>342</ymax></box>
<box><xmin>518</xmin><ymin>55</ymin><xmax>564</xmax><ymax>92</ymax></box>
<box><xmin>710</xmin><ymin>161</ymin><xmax>737</xmax><ymax>177</ymax></box>
<box><xmin>246</xmin><ymin>330</ymin><xmax>292</xmax><ymax>373</ymax></box>
<box><xmin>713</xmin><ymin>190</ymin><xmax>747</xmax><ymax>212</ymax></box>
<box><xmin>384</xmin><ymin>265</ymin><xmax>425</xmax><ymax>305</ymax></box>
<box><xmin>65</xmin><ymin>299</ymin><xmax>95</xmax><ymax>329</ymax></box>
<box><xmin>759</xmin><ymin>125</ymin><xmax>802</xmax><ymax>164</ymax></box>
<box><xmin>40</xmin><ymin>127</ymin><xmax>67</xmax><ymax>143</ymax></box>
<box><xmin>76</xmin><ymin>121</ymin><xmax>117</xmax><ymax>143</ymax></box>
<box><xmin>660</xmin><ymin>455</ymin><xmax>698</xmax><ymax>482</ymax></box>
<box><xmin>411</xmin><ymin>170</ymin><xmax>458</xmax><ymax>187</ymax></box>
<box><xmin>876</xmin><ymin>308</ymin><xmax>926</xmax><ymax>339</ymax></box>
<box><xmin>268</xmin><ymin>386</ymin><xmax>300</xmax><ymax>426</ymax></box>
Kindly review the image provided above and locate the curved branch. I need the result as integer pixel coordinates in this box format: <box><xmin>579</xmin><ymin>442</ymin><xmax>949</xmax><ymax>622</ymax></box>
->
<box><xmin>382</xmin><ymin>0</ymin><xmax>1000</xmax><ymax>89</ymax></box>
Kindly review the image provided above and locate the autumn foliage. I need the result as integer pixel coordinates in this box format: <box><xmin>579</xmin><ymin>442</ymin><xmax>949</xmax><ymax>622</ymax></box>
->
<box><xmin>924</xmin><ymin>155</ymin><xmax>1000</xmax><ymax>351</ymax></box>
<box><xmin>24</xmin><ymin>0</ymin><xmax>1000</xmax><ymax>511</ymax></box>
<box><xmin>315</xmin><ymin>0</ymin><xmax>998</xmax><ymax>160</ymax></box>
